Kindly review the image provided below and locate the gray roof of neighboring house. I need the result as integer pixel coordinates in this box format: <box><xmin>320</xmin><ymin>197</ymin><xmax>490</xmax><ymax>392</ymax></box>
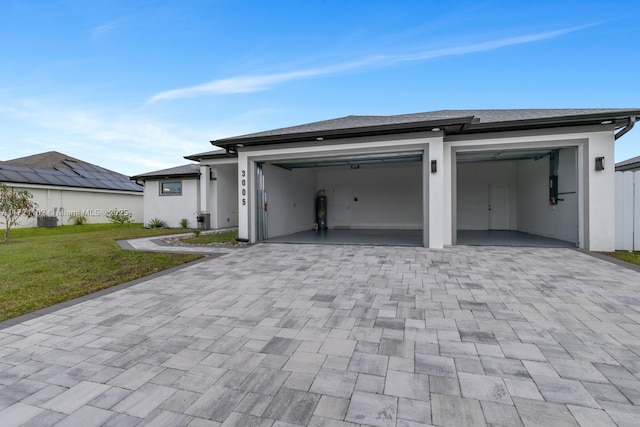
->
<box><xmin>183</xmin><ymin>149</ymin><xmax>237</xmax><ymax>161</ymax></box>
<box><xmin>0</xmin><ymin>151</ymin><xmax>142</xmax><ymax>192</ymax></box>
<box><xmin>212</xmin><ymin>108</ymin><xmax>640</xmax><ymax>147</ymax></box>
<box><xmin>130</xmin><ymin>164</ymin><xmax>201</xmax><ymax>180</ymax></box>
<box><xmin>616</xmin><ymin>155</ymin><xmax>640</xmax><ymax>171</ymax></box>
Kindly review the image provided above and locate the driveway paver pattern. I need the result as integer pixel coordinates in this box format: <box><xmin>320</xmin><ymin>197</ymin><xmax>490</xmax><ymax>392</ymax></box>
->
<box><xmin>1</xmin><ymin>244</ymin><xmax>640</xmax><ymax>426</ymax></box>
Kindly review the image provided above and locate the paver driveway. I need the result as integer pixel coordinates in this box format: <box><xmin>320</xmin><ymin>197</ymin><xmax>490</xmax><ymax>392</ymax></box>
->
<box><xmin>1</xmin><ymin>244</ymin><xmax>640</xmax><ymax>426</ymax></box>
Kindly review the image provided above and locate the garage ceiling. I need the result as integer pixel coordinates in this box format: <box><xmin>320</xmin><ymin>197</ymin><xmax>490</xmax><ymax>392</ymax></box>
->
<box><xmin>269</xmin><ymin>151</ymin><xmax>423</xmax><ymax>170</ymax></box>
<box><xmin>456</xmin><ymin>148</ymin><xmax>557</xmax><ymax>163</ymax></box>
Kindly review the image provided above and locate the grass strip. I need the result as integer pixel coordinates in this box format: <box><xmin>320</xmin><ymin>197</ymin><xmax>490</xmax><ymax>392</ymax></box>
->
<box><xmin>602</xmin><ymin>251</ymin><xmax>640</xmax><ymax>267</ymax></box>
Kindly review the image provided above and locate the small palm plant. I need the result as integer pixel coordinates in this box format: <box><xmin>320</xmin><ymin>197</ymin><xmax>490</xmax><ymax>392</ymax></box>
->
<box><xmin>147</xmin><ymin>218</ymin><xmax>166</xmax><ymax>228</ymax></box>
<box><xmin>68</xmin><ymin>214</ymin><xmax>88</xmax><ymax>225</ymax></box>
<box><xmin>179</xmin><ymin>218</ymin><xmax>189</xmax><ymax>229</ymax></box>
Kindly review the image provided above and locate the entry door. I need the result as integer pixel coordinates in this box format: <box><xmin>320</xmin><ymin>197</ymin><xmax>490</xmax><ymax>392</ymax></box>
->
<box><xmin>333</xmin><ymin>186</ymin><xmax>352</xmax><ymax>228</ymax></box>
<box><xmin>489</xmin><ymin>183</ymin><xmax>509</xmax><ymax>230</ymax></box>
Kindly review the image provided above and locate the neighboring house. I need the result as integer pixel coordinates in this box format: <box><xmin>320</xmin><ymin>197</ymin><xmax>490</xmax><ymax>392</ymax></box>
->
<box><xmin>615</xmin><ymin>155</ymin><xmax>640</xmax><ymax>251</ymax></box>
<box><xmin>0</xmin><ymin>151</ymin><xmax>143</xmax><ymax>227</ymax></box>
<box><xmin>131</xmin><ymin>150</ymin><xmax>238</xmax><ymax>229</ymax></box>
<box><xmin>616</xmin><ymin>155</ymin><xmax>640</xmax><ymax>172</ymax></box>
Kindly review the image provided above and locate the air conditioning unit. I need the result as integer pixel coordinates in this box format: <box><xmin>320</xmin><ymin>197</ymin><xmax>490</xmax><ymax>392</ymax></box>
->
<box><xmin>37</xmin><ymin>216</ymin><xmax>58</xmax><ymax>227</ymax></box>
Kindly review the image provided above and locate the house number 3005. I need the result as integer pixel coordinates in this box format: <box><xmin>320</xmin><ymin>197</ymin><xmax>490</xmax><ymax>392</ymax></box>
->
<box><xmin>241</xmin><ymin>170</ymin><xmax>246</xmax><ymax>205</ymax></box>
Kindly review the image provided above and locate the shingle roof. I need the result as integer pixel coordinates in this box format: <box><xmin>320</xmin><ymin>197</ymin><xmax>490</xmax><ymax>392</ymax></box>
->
<box><xmin>130</xmin><ymin>164</ymin><xmax>201</xmax><ymax>180</ymax></box>
<box><xmin>212</xmin><ymin>108</ymin><xmax>640</xmax><ymax>147</ymax></box>
<box><xmin>0</xmin><ymin>151</ymin><xmax>142</xmax><ymax>192</ymax></box>
<box><xmin>616</xmin><ymin>155</ymin><xmax>640</xmax><ymax>171</ymax></box>
<box><xmin>183</xmin><ymin>149</ymin><xmax>237</xmax><ymax>161</ymax></box>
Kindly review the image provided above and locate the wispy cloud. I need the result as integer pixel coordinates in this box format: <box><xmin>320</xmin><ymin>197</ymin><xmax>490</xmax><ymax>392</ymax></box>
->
<box><xmin>0</xmin><ymin>98</ymin><xmax>233</xmax><ymax>175</ymax></box>
<box><xmin>149</xmin><ymin>24</ymin><xmax>592</xmax><ymax>103</ymax></box>
<box><xmin>91</xmin><ymin>19</ymin><xmax>121</xmax><ymax>38</ymax></box>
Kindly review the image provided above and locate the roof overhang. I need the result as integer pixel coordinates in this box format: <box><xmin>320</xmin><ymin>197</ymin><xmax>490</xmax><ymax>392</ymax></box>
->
<box><xmin>211</xmin><ymin>110</ymin><xmax>640</xmax><ymax>150</ymax></box>
<box><xmin>212</xmin><ymin>117</ymin><xmax>474</xmax><ymax>148</ymax></box>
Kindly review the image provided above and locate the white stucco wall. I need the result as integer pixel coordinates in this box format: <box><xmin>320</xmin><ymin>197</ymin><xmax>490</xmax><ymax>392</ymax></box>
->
<box><xmin>214</xmin><ymin>163</ymin><xmax>239</xmax><ymax>229</ymax></box>
<box><xmin>584</xmin><ymin>131</ymin><xmax>616</xmax><ymax>251</ymax></box>
<box><xmin>6</xmin><ymin>184</ymin><xmax>142</xmax><ymax>228</ymax></box>
<box><xmin>516</xmin><ymin>148</ymin><xmax>578</xmax><ymax>243</ymax></box>
<box><xmin>263</xmin><ymin>163</ymin><xmax>316</xmax><ymax>238</ymax></box>
<box><xmin>316</xmin><ymin>163</ymin><xmax>422</xmax><ymax>229</ymax></box>
<box><xmin>142</xmin><ymin>178</ymin><xmax>199</xmax><ymax>228</ymax></box>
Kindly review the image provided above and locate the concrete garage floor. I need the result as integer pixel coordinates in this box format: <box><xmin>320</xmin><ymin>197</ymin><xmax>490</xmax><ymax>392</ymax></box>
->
<box><xmin>267</xmin><ymin>228</ymin><xmax>423</xmax><ymax>246</ymax></box>
<box><xmin>457</xmin><ymin>230</ymin><xmax>576</xmax><ymax>248</ymax></box>
<box><xmin>267</xmin><ymin>229</ymin><xmax>575</xmax><ymax>248</ymax></box>
<box><xmin>1</xmin><ymin>244</ymin><xmax>640</xmax><ymax>426</ymax></box>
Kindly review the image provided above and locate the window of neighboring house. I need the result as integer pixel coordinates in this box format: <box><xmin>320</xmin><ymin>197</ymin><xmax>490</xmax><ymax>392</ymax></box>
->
<box><xmin>160</xmin><ymin>181</ymin><xmax>182</xmax><ymax>195</ymax></box>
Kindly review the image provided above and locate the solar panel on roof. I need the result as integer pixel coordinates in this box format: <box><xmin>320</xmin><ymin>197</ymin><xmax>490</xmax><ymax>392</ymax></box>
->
<box><xmin>19</xmin><ymin>172</ymin><xmax>49</xmax><ymax>185</ymax></box>
<box><xmin>73</xmin><ymin>176</ymin><xmax>94</xmax><ymax>188</ymax></box>
<box><xmin>54</xmin><ymin>167</ymin><xmax>78</xmax><ymax>177</ymax></box>
<box><xmin>0</xmin><ymin>169</ymin><xmax>27</xmax><ymax>182</ymax></box>
<box><xmin>127</xmin><ymin>182</ymin><xmax>143</xmax><ymax>191</ymax></box>
<box><xmin>79</xmin><ymin>162</ymin><xmax>103</xmax><ymax>172</ymax></box>
<box><xmin>85</xmin><ymin>178</ymin><xmax>105</xmax><ymax>188</ymax></box>
<box><xmin>0</xmin><ymin>164</ymin><xmax>33</xmax><ymax>172</ymax></box>
<box><xmin>39</xmin><ymin>174</ymin><xmax>68</xmax><ymax>186</ymax></box>
<box><xmin>74</xmin><ymin>169</ymin><xmax>98</xmax><ymax>179</ymax></box>
<box><xmin>101</xmin><ymin>180</ymin><xmax>121</xmax><ymax>190</ymax></box>
<box><xmin>57</xmin><ymin>176</ymin><xmax>81</xmax><ymax>187</ymax></box>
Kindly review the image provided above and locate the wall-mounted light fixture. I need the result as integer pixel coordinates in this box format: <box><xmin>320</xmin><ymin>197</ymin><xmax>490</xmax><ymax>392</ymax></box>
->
<box><xmin>431</xmin><ymin>160</ymin><xmax>437</xmax><ymax>173</ymax></box>
<box><xmin>595</xmin><ymin>156</ymin><xmax>605</xmax><ymax>171</ymax></box>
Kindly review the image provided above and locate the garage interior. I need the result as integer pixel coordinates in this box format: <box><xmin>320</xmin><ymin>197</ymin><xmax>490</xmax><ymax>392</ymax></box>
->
<box><xmin>456</xmin><ymin>146</ymin><xmax>579</xmax><ymax>247</ymax></box>
<box><xmin>257</xmin><ymin>152</ymin><xmax>425</xmax><ymax>246</ymax></box>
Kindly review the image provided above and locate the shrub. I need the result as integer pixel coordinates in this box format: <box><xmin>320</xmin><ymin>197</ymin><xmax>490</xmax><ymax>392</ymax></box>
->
<box><xmin>193</xmin><ymin>229</ymin><xmax>201</xmax><ymax>237</ymax></box>
<box><xmin>179</xmin><ymin>218</ymin><xmax>189</xmax><ymax>229</ymax></box>
<box><xmin>147</xmin><ymin>218</ymin><xmax>166</xmax><ymax>229</ymax></box>
<box><xmin>68</xmin><ymin>214</ymin><xmax>88</xmax><ymax>225</ymax></box>
<box><xmin>106</xmin><ymin>210</ymin><xmax>133</xmax><ymax>226</ymax></box>
<box><xmin>0</xmin><ymin>184</ymin><xmax>38</xmax><ymax>243</ymax></box>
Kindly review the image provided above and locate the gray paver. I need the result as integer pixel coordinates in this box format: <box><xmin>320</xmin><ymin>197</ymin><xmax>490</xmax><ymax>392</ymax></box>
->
<box><xmin>1</xmin><ymin>243</ymin><xmax>640</xmax><ymax>426</ymax></box>
<box><xmin>309</xmin><ymin>369</ymin><xmax>357</xmax><ymax>398</ymax></box>
<box><xmin>263</xmin><ymin>387</ymin><xmax>320</xmax><ymax>425</ymax></box>
<box><xmin>384</xmin><ymin>370</ymin><xmax>429</xmax><ymax>401</ymax></box>
<box><xmin>431</xmin><ymin>393</ymin><xmax>486</xmax><ymax>427</ymax></box>
<box><xmin>513</xmin><ymin>397</ymin><xmax>579</xmax><ymax>427</ymax></box>
<box><xmin>345</xmin><ymin>390</ymin><xmax>397</xmax><ymax>427</ymax></box>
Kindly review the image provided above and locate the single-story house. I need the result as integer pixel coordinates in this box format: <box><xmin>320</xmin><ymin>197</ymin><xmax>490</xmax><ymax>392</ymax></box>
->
<box><xmin>130</xmin><ymin>150</ymin><xmax>238</xmax><ymax>229</ymax></box>
<box><xmin>616</xmin><ymin>155</ymin><xmax>640</xmax><ymax>172</ymax></box>
<box><xmin>0</xmin><ymin>151</ymin><xmax>143</xmax><ymax>227</ymax></box>
<box><xmin>615</xmin><ymin>155</ymin><xmax>640</xmax><ymax>251</ymax></box>
<box><xmin>137</xmin><ymin>108</ymin><xmax>638</xmax><ymax>251</ymax></box>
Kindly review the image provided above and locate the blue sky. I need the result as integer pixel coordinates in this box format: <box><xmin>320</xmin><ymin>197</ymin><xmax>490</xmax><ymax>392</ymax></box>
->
<box><xmin>1</xmin><ymin>0</ymin><xmax>639</xmax><ymax>176</ymax></box>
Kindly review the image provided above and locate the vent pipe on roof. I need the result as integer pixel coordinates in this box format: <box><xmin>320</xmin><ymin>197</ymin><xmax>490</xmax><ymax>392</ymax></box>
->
<box><xmin>615</xmin><ymin>116</ymin><xmax>636</xmax><ymax>140</ymax></box>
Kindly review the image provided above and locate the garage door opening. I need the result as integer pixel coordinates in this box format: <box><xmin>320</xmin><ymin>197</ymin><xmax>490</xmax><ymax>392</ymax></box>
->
<box><xmin>256</xmin><ymin>151</ymin><xmax>425</xmax><ymax>246</ymax></box>
<box><xmin>455</xmin><ymin>147</ymin><xmax>578</xmax><ymax>247</ymax></box>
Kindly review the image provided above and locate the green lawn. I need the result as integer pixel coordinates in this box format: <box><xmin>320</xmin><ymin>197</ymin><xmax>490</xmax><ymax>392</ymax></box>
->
<box><xmin>0</xmin><ymin>224</ymin><xmax>202</xmax><ymax>322</ymax></box>
<box><xmin>604</xmin><ymin>251</ymin><xmax>640</xmax><ymax>267</ymax></box>
<box><xmin>180</xmin><ymin>230</ymin><xmax>239</xmax><ymax>245</ymax></box>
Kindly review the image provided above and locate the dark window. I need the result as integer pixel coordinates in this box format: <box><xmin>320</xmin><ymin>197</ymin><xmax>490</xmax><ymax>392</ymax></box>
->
<box><xmin>160</xmin><ymin>181</ymin><xmax>182</xmax><ymax>195</ymax></box>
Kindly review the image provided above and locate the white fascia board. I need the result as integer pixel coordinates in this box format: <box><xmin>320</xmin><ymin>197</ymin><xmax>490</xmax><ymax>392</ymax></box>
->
<box><xmin>199</xmin><ymin>158</ymin><xmax>238</xmax><ymax>166</ymax></box>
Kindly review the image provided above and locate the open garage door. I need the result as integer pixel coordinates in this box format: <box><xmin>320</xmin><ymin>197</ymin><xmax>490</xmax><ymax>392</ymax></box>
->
<box><xmin>455</xmin><ymin>147</ymin><xmax>579</xmax><ymax>247</ymax></box>
<box><xmin>256</xmin><ymin>151</ymin><xmax>425</xmax><ymax>246</ymax></box>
